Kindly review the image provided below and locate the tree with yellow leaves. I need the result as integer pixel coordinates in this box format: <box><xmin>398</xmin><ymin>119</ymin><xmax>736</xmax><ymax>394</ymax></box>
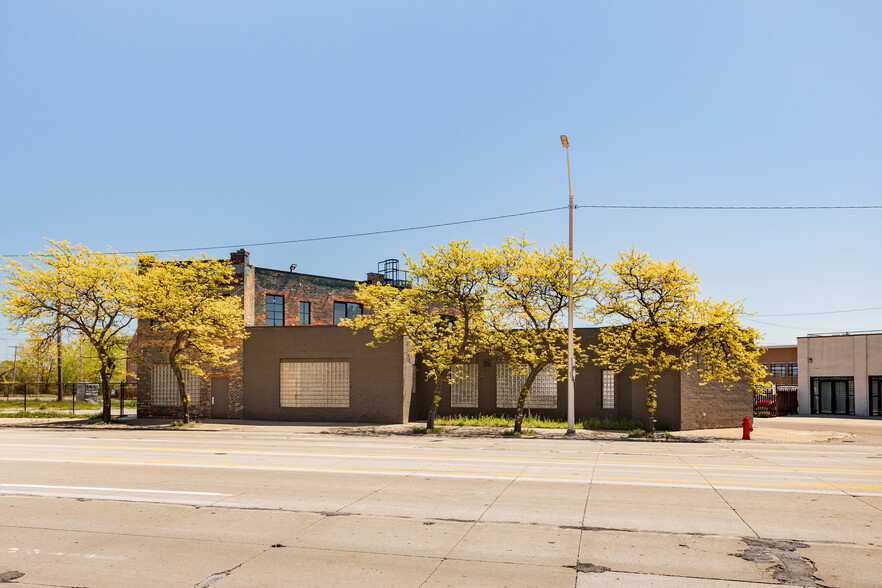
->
<box><xmin>480</xmin><ymin>236</ymin><xmax>600</xmax><ymax>433</ymax></box>
<box><xmin>1</xmin><ymin>241</ymin><xmax>137</xmax><ymax>422</ymax></box>
<box><xmin>137</xmin><ymin>255</ymin><xmax>248</xmax><ymax>423</ymax></box>
<box><xmin>588</xmin><ymin>249</ymin><xmax>766</xmax><ymax>434</ymax></box>
<box><xmin>342</xmin><ymin>240</ymin><xmax>486</xmax><ymax>430</ymax></box>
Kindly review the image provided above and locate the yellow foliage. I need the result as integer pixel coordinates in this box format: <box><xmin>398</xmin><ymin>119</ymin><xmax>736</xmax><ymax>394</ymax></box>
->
<box><xmin>1</xmin><ymin>240</ymin><xmax>137</xmax><ymax>421</ymax></box>
<box><xmin>588</xmin><ymin>248</ymin><xmax>767</xmax><ymax>431</ymax></box>
<box><xmin>479</xmin><ymin>236</ymin><xmax>601</xmax><ymax>432</ymax></box>
<box><xmin>137</xmin><ymin>254</ymin><xmax>248</xmax><ymax>421</ymax></box>
<box><xmin>341</xmin><ymin>240</ymin><xmax>486</xmax><ymax>427</ymax></box>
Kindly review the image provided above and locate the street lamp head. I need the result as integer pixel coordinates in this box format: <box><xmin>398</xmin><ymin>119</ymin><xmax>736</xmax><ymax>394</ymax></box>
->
<box><xmin>560</xmin><ymin>135</ymin><xmax>569</xmax><ymax>148</ymax></box>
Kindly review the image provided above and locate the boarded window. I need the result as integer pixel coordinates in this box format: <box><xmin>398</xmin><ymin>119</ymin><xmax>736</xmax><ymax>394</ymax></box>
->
<box><xmin>151</xmin><ymin>364</ymin><xmax>200</xmax><ymax>406</ymax></box>
<box><xmin>451</xmin><ymin>364</ymin><xmax>478</xmax><ymax>408</ymax></box>
<box><xmin>602</xmin><ymin>369</ymin><xmax>615</xmax><ymax>409</ymax></box>
<box><xmin>280</xmin><ymin>360</ymin><xmax>350</xmax><ymax>408</ymax></box>
<box><xmin>496</xmin><ymin>364</ymin><xmax>557</xmax><ymax>409</ymax></box>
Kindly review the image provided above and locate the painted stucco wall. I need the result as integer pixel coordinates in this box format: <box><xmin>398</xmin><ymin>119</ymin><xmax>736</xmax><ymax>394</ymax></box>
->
<box><xmin>798</xmin><ymin>334</ymin><xmax>882</xmax><ymax>417</ymax></box>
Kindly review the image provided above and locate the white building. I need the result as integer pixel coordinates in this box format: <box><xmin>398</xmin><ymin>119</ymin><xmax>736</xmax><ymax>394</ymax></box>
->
<box><xmin>797</xmin><ymin>331</ymin><xmax>882</xmax><ymax>416</ymax></box>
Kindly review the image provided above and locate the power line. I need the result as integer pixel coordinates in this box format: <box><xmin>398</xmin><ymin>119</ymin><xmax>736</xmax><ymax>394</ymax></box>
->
<box><xmin>1</xmin><ymin>206</ymin><xmax>568</xmax><ymax>257</ymax></box>
<box><xmin>752</xmin><ymin>306</ymin><xmax>882</xmax><ymax>317</ymax></box>
<box><xmin>742</xmin><ymin>317</ymin><xmax>812</xmax><ymax>331</ymax></box>
<box><xmin>2</xmin><ymin>202</ymin><xmax>879</xmax><ymax>258</ymax></box>
<box><xmin>580</xmin><ymin>204</ymin><xmax>882</xmax><ymax>210</ymax></box>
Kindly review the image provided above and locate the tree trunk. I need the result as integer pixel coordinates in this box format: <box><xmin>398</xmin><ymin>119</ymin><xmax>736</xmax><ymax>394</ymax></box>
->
<box><xmin>426</xmin><ymin>379</ymin><xmax>443</xmax><ymax>430</ymax></box>
<box><xmin>171</xmin><ymin>360</ymin><xmax>189</xmax><ymax>424</ymax></box>
<box><xmin>513</xmin><ymin>368</ymin><xmax>540</xmax><ymax>434</ymax></box>
<box><xmin>56</xmin><ymin>330</ymin><xmax>63</xmax><ymax>402</ymax></box>
<box><xmin>645</xmin><ymin>374</ymin><xmax>658</xmax><ymax>436</ymax></box>
<box><xmin>99</xmin><ymin>368</ymin><xmax>112</xmax><ymax>424</ymax></box>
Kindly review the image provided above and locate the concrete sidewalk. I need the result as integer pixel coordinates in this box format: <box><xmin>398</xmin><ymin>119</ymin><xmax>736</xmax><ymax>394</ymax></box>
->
<box><xmin>2</xmin><ymin>413</ymin><xmax>880</xmax><ymax>445</ymax></box>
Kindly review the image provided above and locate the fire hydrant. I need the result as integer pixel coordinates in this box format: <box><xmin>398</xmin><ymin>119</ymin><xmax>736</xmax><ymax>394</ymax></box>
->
<box><xmin>742</xmin><ymin>416</ymin><xmax>753</xmax><ymax>440</ymax></box>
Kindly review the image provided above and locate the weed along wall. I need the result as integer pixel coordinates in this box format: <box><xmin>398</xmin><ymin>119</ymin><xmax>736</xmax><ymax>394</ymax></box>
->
<box><xmin>242</xmin><ymin>326</ymin><xmax>414</xmax><ymax>423</ymax></box>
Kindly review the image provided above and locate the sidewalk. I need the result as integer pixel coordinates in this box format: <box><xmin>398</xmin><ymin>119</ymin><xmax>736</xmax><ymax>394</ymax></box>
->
<box><xmin>2</xmin><ymin>414</ymin><xmax>880</xmax><ymax>444</ymax></box>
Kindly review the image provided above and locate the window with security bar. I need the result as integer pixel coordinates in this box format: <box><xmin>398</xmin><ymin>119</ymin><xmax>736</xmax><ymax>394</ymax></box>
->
<box><xmin>495</xmin><ymin>363</ymin><xmax>557</xmax><ymax>409</ymax></box>
<box><xmin>451</xmin><ymin>364</ymin><xmax>478</xmax><ymax>408</ymax></box>
<box><xmin>602</xmin><ymin>369</ymin><xmax>615</xmax><ymax>409</ymax></box>
<box><xmin>280</xmin><ymin>360</ymin><xmax>350</xmax><ymax>408</ymax></box>
<box><xmin>151</xmin><ymin>364</ymin><xmax>201</xmax><ymax>406</ymax></box>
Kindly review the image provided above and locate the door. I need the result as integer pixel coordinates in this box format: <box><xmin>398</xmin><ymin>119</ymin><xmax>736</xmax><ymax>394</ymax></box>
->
<box><xmin>211</xmin><ymin>377</ymin><xmax>230</xmax><ymax>419</ymax></box>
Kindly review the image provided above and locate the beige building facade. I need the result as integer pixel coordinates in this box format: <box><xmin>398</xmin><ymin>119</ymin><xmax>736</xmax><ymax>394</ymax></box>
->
<box><xmin>797</xmin><ymin>332</ymin><xmax>882</xmax><ymax>417</ymax></box>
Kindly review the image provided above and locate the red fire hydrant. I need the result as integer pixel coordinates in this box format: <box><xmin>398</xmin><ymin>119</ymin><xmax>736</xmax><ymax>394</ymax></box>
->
<box><xmin>742</xmin><ymin>416</ymin><xmax>753</xmax><ymax>440</ymax></box>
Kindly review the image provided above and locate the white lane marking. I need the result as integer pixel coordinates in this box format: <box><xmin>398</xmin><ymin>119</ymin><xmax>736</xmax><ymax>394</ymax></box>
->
<box><xmin>7</xmin><ymin>547</ymin><xmax>125</xmax><ymax>560</ymax></box>
<box><xmin>2</xmin><ymin>444</ymin><xmax>878</xmax><ymax>476</ymax></box>
<box><xmin>3</xmin><ymin>458</ymin><xmax>881</xmax><ymax>497</ymax></box>
<box><xmin>0</xmin><ymin>484</ymin><xmax>230</xmax><ymax>496</ymax></box>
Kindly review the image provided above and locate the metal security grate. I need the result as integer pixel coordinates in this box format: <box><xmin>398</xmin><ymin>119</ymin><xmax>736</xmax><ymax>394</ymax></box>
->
<box><xmin>602</xmin><ymin>370</ymin><xmax>616</xmax><ymax>409</ymax></box>
<box><xmin>280</xmin><ymin>360</ymin><xmax>350</xmax><ymax>408</ymax></box>
<box><xmin>151</xmin><ymin>364</ymin><xmax>200</xmax><ymax>406</ymax></box>
<box><xmin>451</xmin><ymin>364</ymin><xmax>478</xmax><ymax>408</ymax></box>
<box><xmin>495</xmin><ymin>364</ymin><xmax>557</xmax><ymax>409</ymax></box>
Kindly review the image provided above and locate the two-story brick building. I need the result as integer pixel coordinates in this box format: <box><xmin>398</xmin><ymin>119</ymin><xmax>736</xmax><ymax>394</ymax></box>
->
<box><xmin>137</xmin><ymin>251</ymin><xmax>755</xmax><ymax>430</ymax></box>
<box><xmin>137</xmin><ymin>249</ymin><xmax>389</xmax><ymax>419</ymax></box>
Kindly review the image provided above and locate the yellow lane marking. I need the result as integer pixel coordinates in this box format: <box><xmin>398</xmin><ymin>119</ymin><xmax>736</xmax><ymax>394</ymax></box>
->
<box><xmin>0</xmin><ymin>442</ymin><xmax>880</xmax><ymax>475</ymax></box>
<box><xmin>3</xmin><ymin>456</ymin><xmax>882</xmax><ymax>492</ymax></box>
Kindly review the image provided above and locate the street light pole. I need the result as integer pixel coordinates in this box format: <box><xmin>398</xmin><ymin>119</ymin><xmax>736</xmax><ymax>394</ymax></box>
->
<box><xmin>560</xmin><ymin>135</ymin><xmax>575</xmax><ymax>435</ymax></box>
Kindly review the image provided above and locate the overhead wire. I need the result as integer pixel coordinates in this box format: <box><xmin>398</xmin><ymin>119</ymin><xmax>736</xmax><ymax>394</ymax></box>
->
<box><xmin>3</xmin><ymin>202</ymin><xmax>880</xmax><ymax>258</ymax></box>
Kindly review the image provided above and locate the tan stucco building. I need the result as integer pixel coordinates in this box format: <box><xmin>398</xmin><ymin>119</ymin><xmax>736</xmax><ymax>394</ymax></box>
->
<box><xmin>797</xmin><ymin>332</ymin><xmax>882</xmax><ymax>416</ymax></box>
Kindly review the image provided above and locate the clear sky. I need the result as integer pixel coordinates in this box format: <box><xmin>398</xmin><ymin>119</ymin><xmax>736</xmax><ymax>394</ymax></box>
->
<box><xmin>1</xmin><ymin>1</ymin><xmax>880</xmax><ymax>356</ymax></box>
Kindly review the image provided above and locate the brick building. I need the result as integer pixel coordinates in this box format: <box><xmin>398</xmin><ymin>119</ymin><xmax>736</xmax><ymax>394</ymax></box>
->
<box><xmin>137</xmin><ymin>251</ymin><xmax>754</xmax><ymax>430</ymax></box>
<box><xmin>757</xmin><ymin>345</ymin><xmax>798</xmax><ymax>387</ymax></box>
<box><xmin>137</xmin><ymin>249</ymin><xmax>386</xmax><ymax>419</ymax></box>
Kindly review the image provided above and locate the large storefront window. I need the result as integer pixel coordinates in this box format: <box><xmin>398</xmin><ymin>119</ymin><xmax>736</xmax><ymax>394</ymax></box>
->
<box><xmin>810</xmin><ymin>377</ymin><xmax>854</xmax><ymax>415</ymax></box>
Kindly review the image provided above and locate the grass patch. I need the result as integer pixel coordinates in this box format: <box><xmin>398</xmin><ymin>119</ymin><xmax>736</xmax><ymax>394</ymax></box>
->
<box><xmin>579</xmin><ymin>417</ymin><xmax>645</xmax><ymax>431</ymax></box>
<box><xmin>501</xmin><ymin>428</ymin><xmax>537</xmax><ymax>436</ymax></box>
<box><xmin>0</xmin><ymin>399</ymin><xmax>135</xmax><ymax>410</ymax></box>
<box><xmin>411</xmin><ymin>427</ymin><xmax>445</xmax><ymax>435</ymax></box>
<box><xmin>0</xmin><ymin>410</ymin><xmax>81</xmax><ymax>418</ymax></box>
<box><xmin>435</xmin><ymin>414</ymin><xmax>644</xmax><ymax>431</ymax></box>
<box><xmin>627</xmin><ymin>428</ymin><xmax>680</xmax><ymax>441</ymax></box>
<box><xmin>170</xmin><ymin>420</ymin><xmax>197</xmax><ymax>427</ymax></box>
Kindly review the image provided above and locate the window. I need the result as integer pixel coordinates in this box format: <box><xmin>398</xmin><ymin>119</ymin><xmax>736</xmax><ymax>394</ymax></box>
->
<box><xmin>299</xmin><ymin>301</ymin><xmax>311</xmax><ymax>325</ymax></box>
<box><xmin>333</xmin><ymin>301</ymin><xmax>363</xmax><ymax>325</ymax></box>
<box><xmin>602</xmin><ymin>370</ymin><xmax>615</xmax><ymax>409</ymax></box>
<box><xmin>451</xmin><ymin>364</ymin><xmax>478</xmax><ymax>408</ymax></box>
<box><xmin>496</xmin><ymin>364</ymin><xmax>556</xmax><ymax>409</ymax></box>
<box><xmin>871</xmin><ymin>377</ymin><xmax>882</xmax><ymax>417</ymax></box>
<box><xmin>151</xmin><ymin>364</ymin><xmax>200</xmax><ymax>406</ymax></box>
<box><xmin>280</xmin><ymin>360</ymin><xmax>349</xmax><ymax>408</ymax></box>
<box><xmin>810</xmin><ymin>377</ymin><xmax>854</xmax><ymax>415</ymax></box>
<box><xmin>788</xmin><ymin>362</ymin><xmax>798</xmax><ymax>377</ymax></box>
<box><xmin>266</xmin><ymin>294</ymin><xmax>284</xmax><ymax>326</ymax></box>
<box><xmin>770</xmin><ymin>363</ymin><xmax>786</xmax><ymax>377</ymax></box>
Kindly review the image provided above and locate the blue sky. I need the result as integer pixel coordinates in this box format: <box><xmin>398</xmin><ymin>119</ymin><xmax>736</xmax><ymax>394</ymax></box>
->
<box><xmin>1</xmin><ymin>0</ymin><xmax>880</xmax><ymax>355</ymax></box>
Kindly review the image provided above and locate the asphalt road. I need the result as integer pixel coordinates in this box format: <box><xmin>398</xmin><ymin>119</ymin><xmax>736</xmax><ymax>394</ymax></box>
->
<box><xmin>1</xmin><ymin>423</ymin><xmax>880</xmax><ymax>587</ymax></box>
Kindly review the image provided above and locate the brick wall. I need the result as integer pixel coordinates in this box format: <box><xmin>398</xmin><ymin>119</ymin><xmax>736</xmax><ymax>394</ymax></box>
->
<box><xmin>252</xmin><ymin>268</ymin><xmax>361</xmax><ymax>326</ymax></box>
<box><xmin>135</xmin><ymin>320</ymin><xmax>245</xmax><ymax>419</ymax></box>
<box><xmin>242</xmin><ymin>326</ymin><xmax>411</xmax><ymax>423</ymax></box>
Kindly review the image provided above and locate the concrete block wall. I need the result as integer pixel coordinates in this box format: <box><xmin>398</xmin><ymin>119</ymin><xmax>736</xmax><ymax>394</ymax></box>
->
<box><xmin>678</xmin><ymin>367</ymin><xmax>752</xmax><ymax>430</ymax></box>
<box><xmin>242</xmin><ymin>326</ymin><xmax>411</xmax><ymax>423</ymax></box>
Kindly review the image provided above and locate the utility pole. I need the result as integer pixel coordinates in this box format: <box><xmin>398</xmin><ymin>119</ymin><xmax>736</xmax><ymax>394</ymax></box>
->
<box><xmin>57</xmin><ymin>326</ymin><xmax>63</xmax><ymax>402</ymax></box>
<box><xmin>9</xmin><ymin>345</ymin><xmax>17</xmax><ymax>401</ymax></box>
<box><xmin>561</xmin><ymin>135</ymin><xmax>575</xmax><ymax>435</ymax></box>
